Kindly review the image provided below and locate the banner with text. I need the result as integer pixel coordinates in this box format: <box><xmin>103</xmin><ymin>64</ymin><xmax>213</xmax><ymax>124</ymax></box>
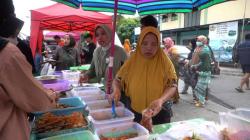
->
<box><xmin>209</xmin><ymin>21</ymin><xmax>238</xmax><ymax>62</ymax></box>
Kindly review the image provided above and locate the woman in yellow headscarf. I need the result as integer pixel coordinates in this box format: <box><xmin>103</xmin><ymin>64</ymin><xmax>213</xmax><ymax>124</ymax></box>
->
<box><xmin>123</xmin><ymin>39</ymin><xmax>131</xmax><ymax>55</ymax></box>
<box><xmin>112</xmin><ymin>27</ymin><xmax>177</xmax><ymax>126</ymax></box>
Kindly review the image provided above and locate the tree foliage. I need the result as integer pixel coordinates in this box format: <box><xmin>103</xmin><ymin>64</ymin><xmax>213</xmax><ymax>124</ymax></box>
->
<box><xmin>116</xmin><ymin>15</ymin><xmax>139</xmax><ymax>44</ymax></box>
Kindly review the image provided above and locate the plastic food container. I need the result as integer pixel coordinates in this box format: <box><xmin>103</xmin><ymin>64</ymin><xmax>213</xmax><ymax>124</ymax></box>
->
<box><xmin>96</xmin><ymin>122</ymin><xmax>149</xmax><ymax>140</ymax></box>
<box><xmin>35</xmin><ymin>75</ymin><xmax>59</xmax><ymax>84</ymax></box>
<box><xmin>32</xmin><ymin>97</ymin><xmax>88</xmax><ymax>117</ymax></box>
<box><xmin>31</xmin><ymin>110</ymin><xmax>90</xmax><ymax>139</ymax></box>
<box><xmin>62</xmin><ymin>70</ymin><xmax>80</xmax><ymax>85</ymax></box>
<box><xmin>89</xmin><ymin>108</ymin><xmax>134</xmax><ymax>128</ymax></box>
<box><xmin>53</xmin><ymin>71</ymin><xmax>63</xmax><ymax>77</ymax></box>
<box><xmin>42</xmin><ymin>79</ymin><xmax>70</xmax><ymax>92</ymax></box>
<box><xmin>87</xmin><ymin>100</ymin><xmax>124</xmax><ymax>112</ymax></box>
<box><xmin>81</xmin><ymin>94</ymin><xmax>106</xmax><ymax>103</ymax></box>
<box><xmin>71</xmin><ymin>86</ymin><xmax>103</xmax><ymax>97</ymax></box>
<box><xmin>40</xmin><ymin>130</ymin><xmax>96</xmax><ymax>140</ymax></box>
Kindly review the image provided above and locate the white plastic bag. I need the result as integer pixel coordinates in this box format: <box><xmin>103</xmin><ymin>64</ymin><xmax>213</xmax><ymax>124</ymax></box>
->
<box><xmin>40</xmin><ymin>63</ymin><xmax>55</xmax><ymax>75</ymax></box>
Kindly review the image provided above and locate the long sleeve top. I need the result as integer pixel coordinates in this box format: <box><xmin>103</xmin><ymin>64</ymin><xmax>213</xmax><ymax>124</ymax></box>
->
<box><xmin>0</xmin><ymin>42</ymin><xmax>54</xmax><ymax>140</ymax></box>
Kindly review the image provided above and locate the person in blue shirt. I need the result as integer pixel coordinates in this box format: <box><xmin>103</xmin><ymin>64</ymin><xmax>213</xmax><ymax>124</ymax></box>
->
<box><xmin>235</xmin><ymin>34</ymin><xmax>250</xmax><ymax>92</ymax></box>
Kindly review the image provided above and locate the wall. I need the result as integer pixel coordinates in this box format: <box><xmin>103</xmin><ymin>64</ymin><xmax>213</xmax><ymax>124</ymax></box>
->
<box><xmin>160</xmin><ymin>13</ymin><xmax>184</xmax><ymax>31</ymax></box>
<box><xmin>200</xmin><ymin>0</ymin><xmax>250</xmax><ymax>25</ymax></box>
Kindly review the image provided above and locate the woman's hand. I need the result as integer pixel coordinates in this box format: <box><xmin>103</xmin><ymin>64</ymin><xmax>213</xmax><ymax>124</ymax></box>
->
<box><xmin>46</xmin><ymin>89</ymin><xmax>58</xmax><ymax>107</ymax></box>
<box><xmin>148</xmin><ymin>99</ymin><xmax>164</xmax><ymax>117</ymax></box>
<box><xmin>109</xmin><ymin>89</ymin><xmax>121</xmax><ymax>105</ymax></box>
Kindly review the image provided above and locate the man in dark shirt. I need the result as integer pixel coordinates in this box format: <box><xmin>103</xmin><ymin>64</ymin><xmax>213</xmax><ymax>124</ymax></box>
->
<box><xmin>235</xmin><ymin>34</ymin><xmax>250</xmax><ymax>92</ymax></box>
<box><xmin>82</xmin><ymin>33</ymin><xmax>96</xmax><ymax>64</ymax></box>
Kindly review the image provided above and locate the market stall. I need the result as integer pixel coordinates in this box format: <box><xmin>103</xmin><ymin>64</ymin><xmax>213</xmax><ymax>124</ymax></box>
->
<box><xmin>31</xmin><ymin>69</ymin><xmax>250</xmax><ymax>140</ymax></box>
<box><xmin>30</xmin><ymin>3</ymin><xmax>112</xmax><ymax>57</ymax></box>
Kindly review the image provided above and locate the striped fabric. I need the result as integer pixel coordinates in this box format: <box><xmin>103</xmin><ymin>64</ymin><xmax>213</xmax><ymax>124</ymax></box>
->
<box><xmin>53</xmin><ymin>0</ymin><xmax>228</xmax><ymax>15</ymax></box>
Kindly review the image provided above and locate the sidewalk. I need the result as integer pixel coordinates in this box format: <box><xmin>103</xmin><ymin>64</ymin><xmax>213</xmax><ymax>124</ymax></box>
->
<box><xmin>209</xmin><ymin>74</ymin><xmax>250</xmax><ymax>108</ymax></box>
<box><xmin>172</xmin><ymin>80</ymin><xmax>230</xmax><ymax>123</ymax></box>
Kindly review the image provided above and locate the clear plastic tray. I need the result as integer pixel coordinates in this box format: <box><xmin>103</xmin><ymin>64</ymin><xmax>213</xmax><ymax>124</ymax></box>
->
<box><xmin>62</xmin><ymin>70</ymin><xmax>80</xmax><ymax>85</ymax></box>
<box><xmin>72</xmin><ymin>86</ymin><xmax>103</xmax><ymax>97</ymax></box>
<box><xmin>96</xmin><ymin>122</ymin><xmax>149</xmax><ymax>140</ymax></box>
<box><xmin>89</xmin><ymin>108</ymin><xmax>134</xmax><ymax>128</ymax></box>
<box><xmin>31</xmin><ymin>111</ymin><xmax>91</xmax><ymax>139</ymax></box>
<box><xmin>81</xmin><ymin>94</ymin><xmax>106</xmax><ymax>103</ymax></box>
<box><xmin>87</xmin><ymin>100</ymin><xmax>124</xmax><ymax>112</ymax></box>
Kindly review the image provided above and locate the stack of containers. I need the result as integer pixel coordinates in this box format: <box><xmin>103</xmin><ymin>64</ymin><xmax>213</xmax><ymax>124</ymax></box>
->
<box><xmin>62</xmin><ymin>70</ymin><xmax>81</xmax><ymax>86</ymax></box>
<box><xmin>68</xmin><ymin>85</ymin><xmax>149</xmax><ymax>139</ymax></box>
<box><xmin>70</xmin><ymin>86</ymin><xmax>104</xmax><ymax>104</ymax></box>
<box><xmin>87</xmin><ymin>100</ymin><xmax>124</xmax><ymax>112</ymax></box>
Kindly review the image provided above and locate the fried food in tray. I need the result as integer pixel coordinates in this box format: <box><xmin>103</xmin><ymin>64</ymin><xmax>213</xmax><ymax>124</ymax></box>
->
<box><xmin>100</xmin><ymin>132</ymin><xmax>138</xmax><ymax>140</ymax></box>
<box><xmin>34</xmin><ymin>112</ymin><xmax>87</xmax><ymax>133</ymax></box>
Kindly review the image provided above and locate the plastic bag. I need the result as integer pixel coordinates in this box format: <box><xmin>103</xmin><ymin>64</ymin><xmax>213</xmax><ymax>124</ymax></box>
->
<box><xmin>40</xmin><ymin>63</ymin><xmax>55</xmax><ymax>76</ymax></box>
<box><xmin>219</xmin><ymin>108</ymin><xmax>250</xmax><ymax>140</ymax></box>
<box><xmin>159</xmin><ymin>120</ymin><xmax>222</xmax><ymax>140</ymax></box>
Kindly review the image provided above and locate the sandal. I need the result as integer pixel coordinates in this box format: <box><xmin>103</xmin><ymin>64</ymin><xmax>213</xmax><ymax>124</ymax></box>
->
<box><xmin>195</xmin><ymin>102</ymin><xmax>203</xmax><ymax>107</ymax></box>
<box><xmin>235</xmin><ymin>87</ymin><xmax>244</xmax><ymax>93</ymax></box>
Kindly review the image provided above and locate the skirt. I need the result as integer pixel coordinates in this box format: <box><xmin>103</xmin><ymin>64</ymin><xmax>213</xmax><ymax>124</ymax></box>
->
<box><xmin>194</xmin><ymin>71</ymin><xmax>211</xmax><ymax>104</ymax></box>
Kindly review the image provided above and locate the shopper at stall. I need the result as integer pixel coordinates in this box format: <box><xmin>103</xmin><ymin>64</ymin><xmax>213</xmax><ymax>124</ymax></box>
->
<box><xmin>163</xmin><ymin>37</ymin><xmax>180</xmax><ymax>103</ymax></box>
<box><xmin>80</xmin><ymin>24</ymin><xmax>127</xmax><ymax>85</ymax></box>
<box><xmin>112</xmin><ymin>27</ymin><xmax>177</xmax><ymax>127</ymax></box>
<box><xmin>53</xmin><ymin>34</ymin><xmax>80</xmax><ymax>71</ymax></box>
<box><xmin>0</xmin><ymin>1</ymin><xmax>57</xmax><ymax>139</ymax></box>
<box><xmin>181</xmin><ymin>38</ymin><xmax>197</xmax><ymax>94</ymax></box>
<box><xmin>191</xmin><ymin>35</ymin><xmax>212</xmax><ymax>107</ymax></box>
<box><xmin>82</xmin><ymin>32</ymin><xmax>96</xmax><ymax>64</ymax></box>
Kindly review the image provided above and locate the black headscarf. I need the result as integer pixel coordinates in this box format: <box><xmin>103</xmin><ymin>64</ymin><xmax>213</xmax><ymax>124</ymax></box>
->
<box><xmin>0</xmin><ymin>15</ymin><xmax>24</xmax><ymax>38</ymax></box>
<box><xmin>187</xmin><ymin>38</ymin><xmax>197</xmax><ymax>60</ymax></box>
<box><xmin>63</xmin><ymin>34</ymin><xmax>76</xmax><ymax>54</ymax></box>
<box><xmin>64</xmin><ymin>34</ymin><xmax>76</xmax><ymax>48</ymax></box>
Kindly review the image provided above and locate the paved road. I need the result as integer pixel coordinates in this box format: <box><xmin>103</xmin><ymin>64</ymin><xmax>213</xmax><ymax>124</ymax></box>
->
<box><xmin>172</xmin><ymin>80</ymin><xmax>229</xmax><ymax>123</ymax></box>
<box><xmin>172</xmin><ymin>67</ymin><xmax>250</xmax><ymax>123</ymax></box>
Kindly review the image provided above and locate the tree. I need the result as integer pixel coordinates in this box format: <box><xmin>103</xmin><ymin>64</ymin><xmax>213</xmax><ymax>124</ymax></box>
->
<box><xmin>117</xmin><ymin>16</ymin><xmax>140</xmax><ymax>44</ymax></box>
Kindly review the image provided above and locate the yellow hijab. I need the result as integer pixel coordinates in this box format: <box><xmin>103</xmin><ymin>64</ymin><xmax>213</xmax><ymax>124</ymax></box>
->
<box><xmin>116</xmin><ymin>27</ymin><xmax>177</xmax><ymax>113</ymax></box>
<box><xmin>123</xmin><ymin>39</ymin><xmax>131</xmax><ymax>54</ymax></box>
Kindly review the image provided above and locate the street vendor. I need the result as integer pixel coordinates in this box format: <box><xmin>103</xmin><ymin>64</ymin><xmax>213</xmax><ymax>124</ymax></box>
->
<box><xmin>111</xmin><ymin>27</ymin><xmax>178</xmax><ymax>129</ymax></box>
<box><xmin>0</xmin><ymin>1</ymin><xmax>57</xmax><ymax>139</ymax></box>
<box><xmin>79</xmin><ymin>24</ymin><xmax>127</xmax><ymax>86</ymax></box>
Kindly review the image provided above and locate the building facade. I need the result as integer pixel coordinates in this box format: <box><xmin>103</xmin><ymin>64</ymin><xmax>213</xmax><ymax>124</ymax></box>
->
<box><xmin>160</xmin><ymin>0</ymin><xmax>250</xmax><ymax>46</ymax></box>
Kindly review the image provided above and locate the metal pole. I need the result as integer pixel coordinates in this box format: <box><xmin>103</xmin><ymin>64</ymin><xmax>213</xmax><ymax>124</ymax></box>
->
<box><xmin>241</xmin><ymin>0</ymin><xmax>247</xmax><ymax>42</ymax></box>
<box><xmin>106</xmin><ymin>0</ymin><xmax>118</xmax><ymax>95</ymax></box>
